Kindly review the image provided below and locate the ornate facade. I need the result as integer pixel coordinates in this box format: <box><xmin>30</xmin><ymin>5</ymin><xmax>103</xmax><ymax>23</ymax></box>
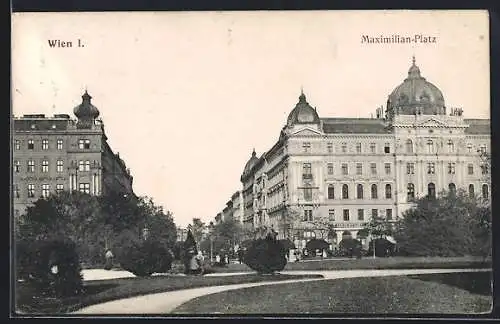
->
<box><xmin>12</xmin><ymin>91</ymin><xmax>135</xmax><ymax>218</ymax></box>
<box><xmin>239</xmin><ymin>58</ymin><xmax>491</xmax><ymax>251</ymax></box>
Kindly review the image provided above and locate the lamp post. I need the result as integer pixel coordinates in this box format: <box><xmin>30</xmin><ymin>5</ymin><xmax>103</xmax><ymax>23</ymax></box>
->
<box><xmin>209</xmin><ymin>221</ymin><xmax>214</xmax><ymax>263</ymax></box>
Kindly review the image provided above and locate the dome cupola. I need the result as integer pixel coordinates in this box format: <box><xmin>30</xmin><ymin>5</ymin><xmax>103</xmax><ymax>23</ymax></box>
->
<box><xmin>286</xmin><ymin>90</ymin><xmax>320</xmax><ymax>127</ymax></box>
<box><xmin>242</xmin><ymin>149</ymin><xmax>259</xmax><ymax>176</ymax></box>
<box><xmin>386</xmin><ymin>56</ymin><xmax>446</xmax><ymax>118</ymax></box>
<box><xmin>74</xmin><ymin>90</ymin><xmax>100</xmax><ymax>128</ymax></box>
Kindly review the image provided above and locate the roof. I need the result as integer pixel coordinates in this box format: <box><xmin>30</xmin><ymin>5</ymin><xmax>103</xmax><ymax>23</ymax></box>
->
<box><xmin>464</xmin><ymin>119</ymin><xmax>490</xmax><ymax>135</ymax></box>
<box><xmin>321</xmin><ymin>118</ymin><xmax>391</xmax><ymax>134</ymax></box>
<box><xmin>13</xmin><ymin>118</ymin><xmax>72</xmax><ymax>131</ymax></box>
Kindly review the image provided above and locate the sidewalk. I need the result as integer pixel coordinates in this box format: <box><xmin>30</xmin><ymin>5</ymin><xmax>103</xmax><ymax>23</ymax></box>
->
<box><xmin>73</xmin><ymin>268</ymin><xmax>488</xmax><ymax>314</ymax></box>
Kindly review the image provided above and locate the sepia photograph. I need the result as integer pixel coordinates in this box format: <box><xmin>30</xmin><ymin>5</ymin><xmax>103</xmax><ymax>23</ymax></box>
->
<box><xmin>11</xmin><ymin>10</ymin><xmax>492</xmax><ymax>316</ymax></box>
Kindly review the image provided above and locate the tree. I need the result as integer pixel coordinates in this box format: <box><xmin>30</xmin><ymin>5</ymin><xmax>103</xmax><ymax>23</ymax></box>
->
<box><xmin>211</xmin><ymin>218</ymin><xmax>243</xmax><ymax>254</ymax></box>
<box><xmin>187</xmin><ymin>218</ymin><xmax>206</xmax><ymax>248</ymax></box>
<box><xmin>182</xmin><ymin>230</ymin><xmax>197</xmax><ymax>274</ymax></box>
<box><xmin>394</xmin><ymin>189</ymin><xmax>491</xmax><ymax>257</ymax></box>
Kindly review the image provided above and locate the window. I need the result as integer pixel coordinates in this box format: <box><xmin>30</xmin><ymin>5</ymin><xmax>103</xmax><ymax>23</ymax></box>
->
<box><xmin>342</xmin><ymin>184</ymin><xmax>349</xmax><ymax>199</ymax></box>
<box><xmin>343</xmin><ymin>209</ymin><xmax>350</xmax><ymax>221</ymax></box>
<box><xmin>372</xmin><ymin>209</ymin><xmax>378</xmax><ymax>219</ymax></box>
<box><xmin>427</xmin><ymin>140</ymin><xmax>434</xmax><ymax>154</ymax></box>
<box><xmin>428</xmin><ymin>183</ymin><xmax>436</xmax><ymax>199</ymax></box>
<box><xmin>384</xmin><ymin>143</ymin><xmax>390</xmax><ymax>154</ymax></box>
<box><xmin>386</xmin><ymin>209</ymin><xmax>393</xmax><ymax>220</ymax></box>
<box><xmin>356</xmin><ymin>143</ymin><xmax>362</xmax><ymax>153</ymax></box>
<box><xmin>356</xmin><ymin>163</ymin><xmax>362</xmax><ymax>175</ymax></box>
<box><xmin>79</xmin><ymin>183</ymin><xmax>90</xmax><ymax>194</ymax></box>
<box><xmin>406</xmin><ymin>139</ymin><xmax>413</xmax><ymax>153</ymax></box>
<box><xmin>341</xmin><ymin>163</ymin><xmax>348</xmax><ymax>175</ymax></box>
<box><xmin>479</xmin><ymin>144</ymin><xmax>487</xmax><ymax>154</ymax></box>
<box><xmin>407</xmin><ymin>163</ymin><xmax>415</xmax><ymax>175</ymax></box>
<box><xmin>341</xmin><ymin>143</ymin><xmax>347</xmax><ymax>153</ymax></box>
<box><xmin>79</xmin><ymin>139</ymin><xmax>91</xmax><ymax>149</ymax></box>
<box><xmin>482</xmin><ymin>184</ymin><xmax>489</xmax><ymax>199</ymax></box>
<box><xmin>42</xmin><ymin>139</ymin><xmax>49</xmax><ymax>150</ymax></box>
<box><xmin>481</xmin><ymin>164</ymin><xmax>489</xmax><ymax>175</ymax></box>
<box><xmin>303</xmin><ymin>142</ymin><xmax>311</xmax><ymax>153</ymax></box>
<box><xmin>427</xmin><ymin>163</ymin><xmax>435</xmax><ymax>174</ymax></box>
<box><xmin>41</xmin><ymin>160</ymin><xmax>49</xmax><ymax>173</ymax></box>
<box><xmin>467</xmin><ymin>144</ymin><xmax>473</xmax><ymax>153</ymax></box>
<box><xmin>56</xmin><ymin>184</ymin><xmax>64</xmax><ymax>193</ymax></box>
<box><xmin>304</xmin><ymin>185</ymin><xmax>312</xmax><ymax>201</ymax></box>
<box><xmin>469</xmin><ymin>184</ymin><xmax>475</xmax><ymax>198</ymax></box>
<box><xmin>27</xmin><ymin>184</ymin><xmax>35</xmax><ymax>198</ymax></box>
<box><xmin>15</xmin><ymin>140</ymin><xmax>20</xmax><ymax>150</ymax></box>
<box><xmin>385</xmin><ymin>163</ymin><xmax>391</xmax><ymax>175</ymax></box>
<box><xmin>303</xmin><ymin>210</ymin><xmax>313</xmax><ymax>222</ymax></box>
<box><xmin>14</xmin><ymin>160</ymin><xmax>20</xmax><ymax>173</ymax></box>
<box><xmin>57</xmin><ymin>139</ymin><xmax>63</xmax><ymax>150</ymax></box>
<box><xmin>27</xmin><ymin>160</ymin><xmax>35</xmax><ymax>173</ymax></box>
<box><xmin>328</xmin><ymin>209</ymin><xmax>335</xmax><ymax>221</ymax></box>
<box><xmin>448</xmin><ymin>162</ymin><xmax>456</xmax><ymax>174</ymax></box>
<box><xmin>449</xmin><ymin>183</ymin><xmax>456</xmax><ymax>195</ymax></box>
<box><xmin>327</xmin><ymin>163</ymin><xmax>333</xmax><ymax>175</ymax></box>
<box><xmin>385</xmin><ymin>184</ymin><xmax>392</xmax><ymax>199</ymax></box>
<box><xmin>57</xmin><ymin>160</ymin><xmax>64</xmax><ymax>172</ymax></box>
<box><xmin>13</xmin><ymin>184</ymin><xmax>20</xmax><ymax>198</ymax></box>
<box><xmin>407</xmin><ymin>183</ymin><xmax>415</xmax><ymax>200</ymax></box>
<box><xmin>327</xmin><ymin>142</ymin><xmax>333</xmax><ymax>153</ymax></box>
<box><xmin>371</xmin><ymin>184</ymin><xmax>378</xmax><ymax>199</ymax></box>
<box><xmin>356</xmin><ymin>184</ymin><xmax>364</xmax><ymax>199</ymax></box>
<box><xmin>28</xmin><ymin>139</ymin><xmax>34</xmax><ymax>150</ymax></box>
<box><xmin>370</xmin><ymin>143</ymin><xmax>376</xmax><ymax>153</ymax></box>
<box><xmin>447</xmin><ymin>140</ymin><xmax>454</xmax><ymax>153</ymax></box>
<box><xmin>328</xmin><ymin>185</ymin><xmax>335</xmax><ymax>199</ymax></box>
<box><xmin>357</xmin><ymin>209</ymin><xmax>364</xmax><ymax>221</ymax></box>
<box><xmin>41</xmin><ymin>184</ymin><xmax>50</xmax><ymax>198</ymax></box>
<box><xmin>79</xmin><ymin>160</ymin><xmax>90</xmax><ymax>172</ymax></box>
<box><xmin>370</xmin><ymin>163</ymin><xmax>377</xmax><ymax>175</ymax></box>
<box><xmin>303</xmin><ymin>163</ymin><xmax>312</xmax><ymax>175</ymax></box>
<box><xmin>468</xmin><ymin>164</ymin><xmax>474</xmax><ymax>175</ymax></box>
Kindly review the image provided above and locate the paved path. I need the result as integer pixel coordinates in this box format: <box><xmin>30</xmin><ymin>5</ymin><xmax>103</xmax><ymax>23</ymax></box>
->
<box><xmin>73</xmin><ymin>268</ymin><xmax>487</xmax><ymax>315</ymax></box>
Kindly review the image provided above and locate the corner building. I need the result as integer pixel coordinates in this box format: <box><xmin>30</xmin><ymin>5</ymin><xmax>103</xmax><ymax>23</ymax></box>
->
<box><xmin>240</xmin><ymin>58</ymin><xmax>491</xmax><ymax>250</ymax></box>
<box><xmin>12</xmin><ymin>91</ymin><xmax>135</xmax><ymax>218</ymax></box>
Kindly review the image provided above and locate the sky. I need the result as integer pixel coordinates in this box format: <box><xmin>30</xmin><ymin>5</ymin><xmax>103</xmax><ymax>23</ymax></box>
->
<box><xmin>11</xmin><ymin>10</ymin><xmax>490</xmax><ymax>228</ymax></box>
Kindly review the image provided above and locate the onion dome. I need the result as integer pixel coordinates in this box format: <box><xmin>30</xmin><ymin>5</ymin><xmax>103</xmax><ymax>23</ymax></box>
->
<box><xmin>286</xmin><ymin>90</ymin><xmax>320</xmax><ymax>127</ymax></box>
<box><xmin>387</xmin><ymin>56</ymin><xmax>445</xmax><ymax>117</ymax></box>
<box><xmin>243</xmin><ymin>149</ymin><xmax>259</xmax><ymax>175</ymax></box>
<box><xmin>74</xmin><ymin>90</ymin><xmax>100</xmax><ymax>127</ymax></box>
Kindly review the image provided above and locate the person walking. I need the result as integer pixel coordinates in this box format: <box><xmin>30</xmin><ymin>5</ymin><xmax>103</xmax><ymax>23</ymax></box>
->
<box><xmin>104</xmin><ymin>249</ymin><xmax>114</xmax><ymax>270</ymax></box>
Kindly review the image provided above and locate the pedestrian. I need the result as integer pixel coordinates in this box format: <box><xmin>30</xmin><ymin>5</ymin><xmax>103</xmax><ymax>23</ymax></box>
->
<box><xmin>104</xmin><ymin>249</ymin><xmax>114</xmax><ymax>270</ymax></box>
<box><xmin>189</xmin><ymin>251</ymin><xmax>204</xmax><ymax>275</ymax></box>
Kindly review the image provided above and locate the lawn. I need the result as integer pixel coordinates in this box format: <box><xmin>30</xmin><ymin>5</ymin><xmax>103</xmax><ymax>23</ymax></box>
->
<box><xmin>172</xmin><ymin>272</ymin><xmax>492</xmax><ymax>314</ymax></box>
<box><xmin>14</xmin><ymin>273</ymin><xmax>323</xmax><ymax>315</ymax></box>
<box><xmin>210</xmin><ymin>256</ymin><xmax>491</xmax><ymax>273</ymax></box>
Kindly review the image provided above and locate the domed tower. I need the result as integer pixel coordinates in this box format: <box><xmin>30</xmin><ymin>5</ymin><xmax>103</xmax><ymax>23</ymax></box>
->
<box><xmin>386</xmin><ymin>56</ymin><xmax>446</xmax><ymax>121</ymax></box>
<box><xmin>242</xmin><ymin>149</ymin><xmax>259</xmax><ymax>178</ymax></box>
<box><xmin>74</xmin><ymin>90</ymin><xmax>100</xmax><ymax>129</ymax></box>
<box><xmin>286</xmin><ymin>90</ymin><xmax>321</xmax><ymax>127</ymax></box>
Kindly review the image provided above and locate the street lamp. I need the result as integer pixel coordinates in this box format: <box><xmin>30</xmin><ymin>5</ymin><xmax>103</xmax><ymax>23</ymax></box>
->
<box><xmin>209</xmin><ymin>221</ymin><xmax>214</xmax><ymax>263</ymax></box>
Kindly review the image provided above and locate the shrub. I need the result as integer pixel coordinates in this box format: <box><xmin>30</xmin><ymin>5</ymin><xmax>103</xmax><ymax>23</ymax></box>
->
<box><xmin>117</xmin><ymin>238</ymin><xmax>173</xmax><ymax>277</ymax></box>
<box><xmin>368</xmin><ymin>238</ymin><xmax>396</xmax><ymax>257</ymax></box>
<box><xmin>243</xmin><ymin>237</ymin><xmax>287</xmax><ymax>274</ymax></box>
<box><xmin>338</xmin><ymin>238</ymin><xmax>362</xmax><ymax>258</ymax></box>
<box><xmin>16</xmin><ymin>237</ymin><xmax>83</xmax><ymax>297</ymax></box>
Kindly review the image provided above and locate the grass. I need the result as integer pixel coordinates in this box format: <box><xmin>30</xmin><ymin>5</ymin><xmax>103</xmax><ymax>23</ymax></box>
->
<box><xmin>211</xmin><ymin>256</ymin><xmax>491</xmax><ymax>273</ymax></box>
<box><xmin>172</xmin><ymin>272</ymin><xmax>493</xmax><ymax>314</ymax></box>
<box><xmin>15</xmin><ymin>273</ymin><xmax>323</xmax><ymax>315</ymax></box>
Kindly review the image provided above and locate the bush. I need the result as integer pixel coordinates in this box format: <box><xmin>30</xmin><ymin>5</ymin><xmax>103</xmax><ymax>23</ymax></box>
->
<box><xmin>338</xmin><ymin>238</ymin><xmax>362</xmax><ymax>258</ymax></box>
<box><xmin>368</xmin><ymin>238</ymin><xmax>396</xmax><ymax>257</ymax></box>
<box><xmin>117</xmin><ymin>239</ymin><xmax>173</xmax><ymax>277</ymax></box>
<box><xmin>16</xmin><ymin>237</ymin><xmax>83</xmax><ymax>297</ymax></box>
<box><xmin>243</xmin><ymin>237</ymin><xmax>287</xmax><ymax>274</ymax></box>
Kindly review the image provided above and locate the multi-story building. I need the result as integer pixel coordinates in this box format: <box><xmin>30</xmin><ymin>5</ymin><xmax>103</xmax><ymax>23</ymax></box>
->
<box><xmin>240</xmin><ymin>57</ymin><xmax>490</xmax><ymax>251</ymax></box>
<box><xmin>12</xmin><ymin>91</ymin><xmax>135</xmax><ymax>218</ymax></box>
<box><xmin>231</xmin><ymin>191</ymin><xmax>244</xmax><ymax>225</ymax></box>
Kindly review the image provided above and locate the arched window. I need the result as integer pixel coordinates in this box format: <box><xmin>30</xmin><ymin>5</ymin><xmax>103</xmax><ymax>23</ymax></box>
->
<box><xmin>328</xmin><ymin>185</ymin><xmax>335</xmax><ymax>199</ymax></box>
<box><xmin>447</xmin><ymin>140</ymin><xmax>454</xmax><ymax>153</ymax></box>
<box><xmin>342</xmin><ymin>184</ymin><xmax>349</xmax><ymax>199</ymax></box>
<box><xmin>449</xmin><ymin>183</ymin><xmax>456</xmax><ymax>195</ymax></box>
<box><xmin>407</xmin><ymin>183</ymin><xmax>415</xmax><ymax>201</ymax></box>
<box><xmin>482</xmin><ymin>184</ymin><xmax>489</xmax><ymax>199</ymax></box>
<box><xmin>406</xmin><ymin>139</ymin><xmax>413</xmax><ymax>153</ymax></box>
<box><xmin>357</xmin><ymin>184</ymin><xmax>364</xmax><ymax>199</ymax></box>
<box><xmin>427</xmin><ymin>140</ymin><xmax>434</xmax><ymax>154</ymax></box>
<box><xmin>469</xmin><ymin>184</ymin><xmax>475</xmax><ymax>198</ymax></box>
<box><xmin>428</xmin><ymin>183</ymin><xmax>436</xmax><ymax>199</ymax></box>
<box><xmin>385</xmin><ymin>184</ymin><xmax>392</xmax><ymax>199</ymax></box>
<box><xmin>371</xmin><ymin>184</ymin><xmax>378</xmax><ymax>199</ymax></box>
